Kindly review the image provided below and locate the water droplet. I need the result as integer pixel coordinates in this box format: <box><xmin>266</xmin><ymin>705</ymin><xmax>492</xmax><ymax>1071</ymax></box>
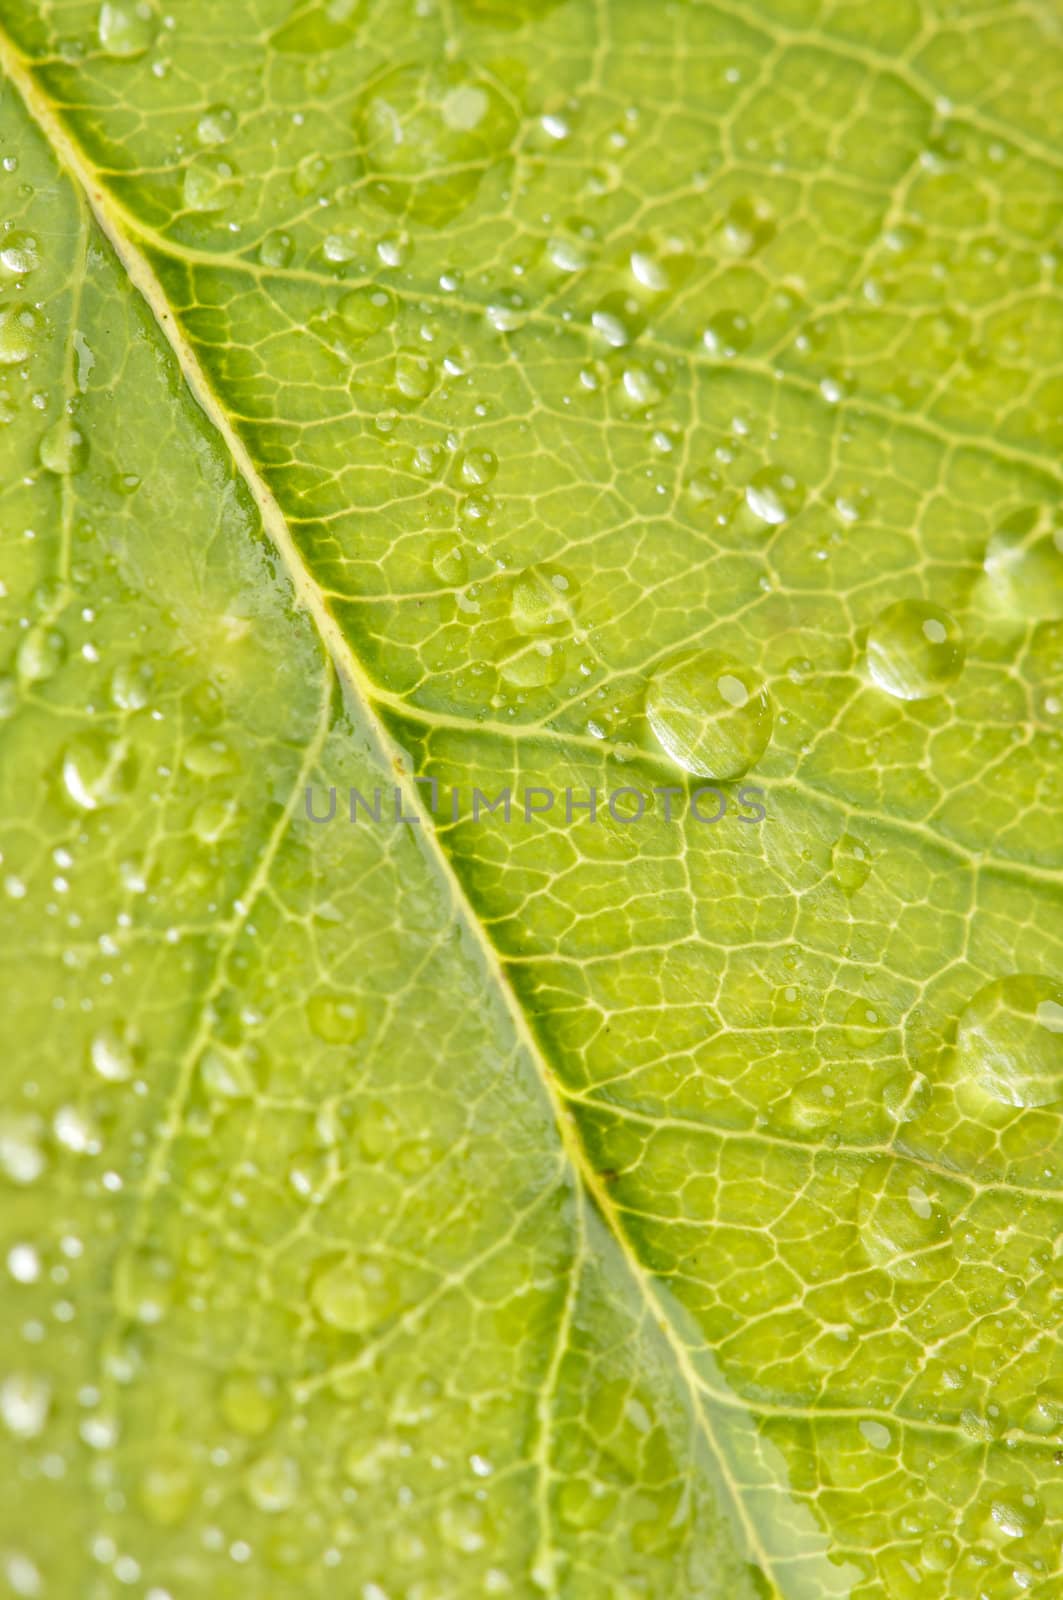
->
<box><xmin>244</xmin><ymin>1452</ymin><xmax>300</xmax><ymax>1513</ymax></box>
<box><xmin>858</xmin><ymin>1419</ymin><xmax>892</xmax><ymax>1451</ymax></box>
<box><xmin>138</xmin><ymin>1450</ymin><xmax>195</xmax><ymax>1526</ymax></box>
<box><xmin>182</xmin><ymin>735</ymin><xmax>237</xmax><ymax>778</ymax></box>
<box><xmin>17</xmin><ymin>626</ymin><xmax>66</xmax><ymax>683</ymax></box>
<box><xmin>220</xmin><ymin>1373</ymin><xmax>277</xmax><ymax>1436</ymax></box>
<box><xmin>856</xmin><ymin>1158</ymin><xmax>957</xmax><ymax>1283</ymax></box>
<box><xmin>392</xmin><ymin>349</ymin><xmax>436</xmax><ymax>403</ymax></box>
<box><xmin>0</xmin><ymin>233</ymin><xmax>40</xmax><ymax>277</ymax></box>
<box><xmin>357</xmin><ymin>61</ymin><xmax>516</xmax><ymax>223</ymax></box>
<box><xmin>38</xmin><ymin>417</ymin><xmax>88</xmax><ymax>474</ymax></box>
<box><xmin>337</xmin><ymin>286</ymin><xmax>395</xmax><ymax>344</ymax></box>
<box><xmin>109</xmin><ymin>657</ymin><xmax>153</xmax><ymax>710</ymax></box>
<box><xmin>0</xmin><ymin>305</ymin><xmax>39</xmax><ymax>365</ymax></box>
<box><xmin>458</xmin><ymin>447</ymin><xmax>497</xmax><ymax>487</ymax></box>
<box><xmin>866</xmin><ymin>600</ymin><xmax>965</xmax><ymax>700</ymax></box>
<box><xmin>557</xmin><ymin>1478</ymin><xmax>616</xmax><ymax>1528</ymax></box>
<box><xmin>61</xmin><ymin>734</ymin><xmax>137</xmax><ymax>811</ymax></box>
<box><xmin>988</xmin><ymin>1489</ymin><xmax>1045</xmax><ymax>1540</ymax></box>
<box><xmin>645</xmin><ymin>649</ymin><xmax>773</xmax><ymax>779</ymax></box>
<box><xmin>431</xmin><ymin>537</ymin><xmax>467</xmax><ymax>586</ymax></box>
<box><xmin>832</xmin><ymin>834</ymin><xmax>872</xmax><ymax>894</ymax></box>
<box><xmin>955</xmin><ymin>973</ymin><xmax>1062</xmax><ymax>1108</ymax></box>
<box><xmin>0</xmin><ymin>1374</ymin><xmax>50</xmax><ymax>1440</ymax></box>
<box><xmin>716</xmin><ymin>195</ymin><xmax>776</xmax><ymax>257</ymax></box>
<box><xmin>982</xmin><ymin>506</ymin><xmax>1063</xmax><ymax>621</ymax></box>
<box><xmin>311</xmin><ymin>1253</ymin><xmax>399</xmax><ymax>1333</ymax></box>
<box><xmin>97</xmin><ymin>1</ymin><xmax>157</xmax><ymax>59</ymax></box>
<box><xmin>182</xmin><ymin>155</ymin><xmax>242</xmax><ymax>214</ymax></box>
<box><xmin>192</xmin><ymin>796</ymin><xmax>239</xmax><ymax>843</ymax></box>
<box><xmin>744</xmin><ymin>466</ymin><xmax>805</xmax><ymax>527</ymax></box>
<box><xmin>259</xmin><ymin>232</ymin><xmax>295</xmax><ymax>268</ymax></box>
<box><xmin>843</xmin><ymin>996</ymin><xmax>887</xmax><ymax>1046</ymax></box>
<box><xmin>509</xmin><ymin>564</ymin><xmax>578</xmax><ymax>636</ymax></box>
<box><xmin>702</xmin><ymin>310</ymin><xmax>752</xmax><ymax>358</ymax></box>
<box><xmin>90</xmin><ymin>1025</ymin><xmax>137</xmax><ymax>1082</ymax></box>
<box><xmin>196</xmin><ymin>104</ymin><xmax>237</xmax><ymax>146</ymax></box>
<box><xmin>498</xmin><ymin>640</ymin><xmax>563</xmax><ymax>688</ymax></box>
<box><xmin>0</xmin><ymin>1116</ymin><xmax>46</xmax><ymax>1185</ymax></box>
<box><xmin>306</xmin><ymin>991</ymin><xmax>364</xmax><ymax>1044</ymax></box>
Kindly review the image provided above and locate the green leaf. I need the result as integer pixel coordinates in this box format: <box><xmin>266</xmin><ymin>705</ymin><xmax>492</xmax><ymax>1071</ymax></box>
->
<box><xmin>0</xmin><ymin>3</ymin><xmax>1061</xmax><ymax>1597</ymax></box>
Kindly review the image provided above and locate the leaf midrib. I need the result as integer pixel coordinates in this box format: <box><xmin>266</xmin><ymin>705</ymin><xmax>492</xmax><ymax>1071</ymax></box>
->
<box><xmin>0</xmin><ymin>25</ymin><xmax>790</xmax><ymax>1587</ymax></box>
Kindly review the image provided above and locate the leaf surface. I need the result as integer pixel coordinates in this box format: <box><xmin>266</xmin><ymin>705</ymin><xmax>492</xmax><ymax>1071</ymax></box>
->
<box><xmin>0</xmin><ymin>3</ymin><xmax>1061</xmax><ymax>1597</ymax></box>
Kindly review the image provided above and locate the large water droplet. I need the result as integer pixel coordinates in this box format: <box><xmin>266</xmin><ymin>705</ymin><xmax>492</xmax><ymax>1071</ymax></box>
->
<box><xmin>955</xmin><ymin>973</ymin><xmax>1063</xmax><ymax>1108</ymax></box>
<box><xmin>356</xmin><ymin>61</ymin><xmax>516</xmax><ymax>224</ymax></box>
<box><xmin>392</xmin><ymin>349</ymin><xmax>436</xmax><ymax>403</ymax></box>
<box><xmin>645</xmin><ymin>649</ymin><xmax>773</xmax><ymax>779</ymax></box>
<box><xmin>703</xmin><ymin>310</ymin><xmax>752</xmax><ymax>358</ymax></box>
<box><xmin>866</xmin><ymin>599</ymin><xmax>965</xmax><ymax>700</ymax></box>
<box><xmin>220</xmin><ymin>1373</ymin><xmax>277</xmax><ymax>1436</ymax></box>
<box><xmin>0</xmin><ymin>1116</ymin><xmax>46</xmax><ymax>1185</ymax></box>
<box><xmin>337</xmin><ymin>286</ymin><xmax>395</xmax><ymax>344</ymax></box>
<box><xmin>138</xmin><ymin>1451</ymin><xmax>195</xmax><ymax>1526</ymax></box>
<box><xmin>982</xmin><ymin>506</ymin><xmax>1063</xmax><ymax>621</ymax></box>
<box><xmin>97</xmin><ymin>1</ymin><xmax>157</xmax><ymax>58</ymax></box>
<box><xmin>270</xmin><ymin>0</ymin><xmax>362</xmax><ymax>54</ymax></box>
<box><xmin>0</xmin><ymin>234</ymin><xmax>40</xmax><ymax>277</ymax></box>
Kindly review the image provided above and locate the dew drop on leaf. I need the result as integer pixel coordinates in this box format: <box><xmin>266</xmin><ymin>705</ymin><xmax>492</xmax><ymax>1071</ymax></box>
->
<box><xmin>955</xmin><ymin>973</ymin><xmax>1063</xmax><ymax>1108</ymax></box>
<box><xmin>0</xmin><ymin>305</ymin><xmax>39</xmax><ymax>365</ymax></box>
<box><xmin>38</xmin><ymin>417</ymin><xmax>88</xmax><ymax>475</ymax></box>
<box><xmin>866</xmin><ymin>599</ymin><xmax>965</xmax><ymax>700</ymax></box>
<box><xmin>645</xmin><ymin>649</ymin><xmax>773</xmax><ymax>779</ymax></box>
<box><xmin>856</xmin><ymin>1159</ymin><xmax>957</xmax><ymax>1283</ymax></box>
<box><xmin>17</xmin><ymin>626</ymin><xmax>66</xmax><ymax>684</ymax></box>
<box><xmin>61</xmin><ymin>734</ymin><xmax>137</xmax><ymax>811</ymax></box>
<box><xmin>97</xmin><ymin>1</ymin><xmax>157</xmax><ymax>59</ymax></box>
<box><xmin>244</xmin><ymin>1452</ymin><xmax>300</xmax><ymax>1513</ymax></box>
<box><xmin>832</xmin><ymin>834</ymin><xmax>872</xmax><ymax>894</ymax></box>
<box><xmin>306</xmin><ymin>991</ymin><xmax>364</xmax><ymax>1044</ymax></box>
<box><xmin>982</xmin><ymin>505</ymin><xmax>1063</xmax><ymax>621</ymax></box>
<box><xmin>0</xmin><ymin>233</ymin><xmax>40</xmax><ymax>276</ymax></box>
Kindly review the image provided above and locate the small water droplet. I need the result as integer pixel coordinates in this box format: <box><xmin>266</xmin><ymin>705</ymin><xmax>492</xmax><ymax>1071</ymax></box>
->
<box><xmin>645</xmin><ymin>649</ymin><xmax>773</xmax><ymax>779</ymax></box>
<box><xmin>0</xmin><ymin>305</ymin><xmax>39</xmax><ymax>366</ymax></box>
<box><xmin>244</xmin><ymin>1452</ymin><xmax>300</xmax><ymax>1513</ymax></box>
<box><xmin>90</xmin><ymin>1024</ymin><xmax>137</xmax><ymax>1082</ymax></box>
<box><xmin>856</xmin><ymin>1158</ymin><xmax>956</xmax><ymax>1283</ymax></box>
<box><xmin>17</xmin><ymin>626</ymin><xmax>66</xmax><ymax>684</ymax></box>
<box><xmin>744</xmin><ymin>465</ymin><xmax>805</xmax><ymax>527</ymax></box>
<box><xmin>259</xmin><ymin>231</ymin><xmax>295</xmax><ymax>268</ymax></box>
<box><xmin>311</xmin><ymin>1253</ymin><xmax>399</xmax><ymax>1333</ymax></box>
<box><xmin>196</xmin><ymin>104</ymin><xmax>237</xmax><ymax>146</ymax></box>
<box><xmin>306</xmin><ymin>991</ymin><xmax>364</xmax><ymax>1044</ymax></box>
<box><xmin>220</xmin><ymin>1373</ymin><xmax>277</xmax><ymax>1436</ymax></box>
<box><xmin>392</xmin><ymin>349</ymin><xmax>436</xmax><ymax>403</ymax></box>
<box><xmin>38</xmin><ymin>416</ymin><xmax>88</xmax><ymax>474</ymax></box>
<box><xmin>182</xmin><ymin>155</ymin><xmax>242</xmax><ymax>214</ymax></box>
<box><xmin>702</xmin><ymin>310</ymin><xmax>752</xmax><ymax>357</ymax></box>
<box><xmin>0</xmin><ymin>1374</ymin><xmax>50</xmax><ymax>1440</ymax></box>
<box><xmin>832</xmin><ymin>834</ymin><xmax>872</xmax><ymax>894</ymax></box>
<box><xmin>61</xmin><ymin>734</ymin><xmax>137</xmax><ymax>811</ymax></box>
<box><xmin>431</xmin><ymin>537</ymin><xmax>467</xmax><ymax>586</ymax></box>
<box><xmin>509</xmin><ymin>564</ymin><xmax>578</xmax><ymax>636</ymax></box>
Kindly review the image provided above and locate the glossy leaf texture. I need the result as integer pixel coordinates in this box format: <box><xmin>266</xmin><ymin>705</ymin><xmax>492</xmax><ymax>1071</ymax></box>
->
<box><xmin>0</xmin><ymin>2</ymin><xmax>1061</xmax><ymax>1597</ymax></box>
